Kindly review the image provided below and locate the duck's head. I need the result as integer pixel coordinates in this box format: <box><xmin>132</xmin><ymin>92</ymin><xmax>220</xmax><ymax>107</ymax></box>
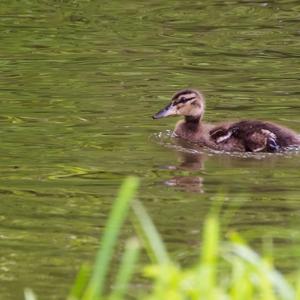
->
<box><xmin>152</xmin><ymin>89</ymin><xmax>205</xmax><ymax>120</ymax></box>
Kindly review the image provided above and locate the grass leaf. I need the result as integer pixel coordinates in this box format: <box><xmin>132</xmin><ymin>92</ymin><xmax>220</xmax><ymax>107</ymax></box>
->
<box><xmin>67</xmin><ymin>264</ymin><xmax>91</xmax><ymax>300</ymax></box>
<box><xmin>82</xmin><ymin>176</ymin><xmax>139</xmax><ymax>300</ymax></box>
<box><xmin>131</xmin><ymin>200</ymin><xmax>170</xmax><ymax>265</ymax></box>
<box><xmin>109</xmin><ymin>237</ymin><xmax>140</xmax><ymax>300</ymax></box>
<box><xmin>24</xmin><ymin>289</ymin><xmax>37</xmax><ymax>300</ymax></box>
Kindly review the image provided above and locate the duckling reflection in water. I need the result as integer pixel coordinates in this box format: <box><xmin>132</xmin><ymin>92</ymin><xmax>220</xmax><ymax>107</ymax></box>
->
<box><xmin>165</xmin><ymin>175</ymin><xmax>204</xmax><ymax>193</ymax></box>
<box><xmin>164</xmin><ymin>144</ymin><xmax>205</xmax><ymax>193</ymax></box>
<box><xmin>153</xmin><ymin>89</ymin><xmax>300</xmax><ymax>152</ymax></box>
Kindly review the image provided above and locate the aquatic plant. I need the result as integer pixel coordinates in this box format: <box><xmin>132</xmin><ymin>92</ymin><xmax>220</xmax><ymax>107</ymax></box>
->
<box><xmin>25</xmin><ymin>177</ymin><xmax>300</xmax><ymax>300</ymax></box>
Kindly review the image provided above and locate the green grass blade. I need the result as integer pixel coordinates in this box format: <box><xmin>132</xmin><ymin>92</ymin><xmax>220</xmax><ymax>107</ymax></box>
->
<box><xmin>201</xmin><ymin>216</ymin><xmax>219</xmax><ymax>265</ymax></box>
<box><xmin>258</xmin><ymin>260</ymin><xmax>276</xmax><ymax>300</ymax></box>
<box><xmin>24</xmin><ymin>289</ymin><xmax>37</xmax><ymax>300</ymax></box>
<box><xmin>229</xmin><ymin>243</ymin><xmax>294</xmax><ymax>300</ymax></box>
<box><xmin>196</xmin><ymin>216</ymin><xmax>219</xmax><ymax>297</ymax></box>
<box><xmin>131</xmin><ymin>200</ymin><xmax>170</xmax><ymax>264</ymax></box>
<box><xmin>82</xmin><ymin>176</ymin><xmax>139</xmax><ymax>300</ymax></box>
<box><xmin>296</xmin><ymin>273</ymin><xmax>300</xmax><ymax>300</ymax></box>
<box><xmin>109</xmin><ymin>237</ymin><xmax>140</xmax><ymax>300</ymax></box>
<box><xmin>67</xmin><ymin>264</ymin><xmax>91</xmax><ymax>300</ymax></box>
<box><xmin>230</xmin><ymin>258</ymin><xmax>253</xmax><ymax>300</ymax></box>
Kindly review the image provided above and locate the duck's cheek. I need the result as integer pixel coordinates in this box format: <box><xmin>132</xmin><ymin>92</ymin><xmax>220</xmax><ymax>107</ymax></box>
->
<box><xmin>177</xmin><ymin>105</ymin><xmax>188</xmax><ymax>115</ymax></box>
<box><xmin>191</xmin><ymin>106</ymin><xmax>204</xmax><ymax>117</ymax></box>
<box><xmin>186</xmin><ymin>107</ymin><xmax>198</xmax><ymax>117</ymax></box>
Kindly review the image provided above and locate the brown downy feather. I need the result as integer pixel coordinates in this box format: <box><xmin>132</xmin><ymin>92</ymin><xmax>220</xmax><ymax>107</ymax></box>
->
<box><xmin>210</xmin><ymin>120</ymin><xmax>300</xmax><ymax>152</ymax></box>
<box><xmin>153</xmin><ymin>89</ymin><xmax>300</xmax><ymax>153</ymax></box>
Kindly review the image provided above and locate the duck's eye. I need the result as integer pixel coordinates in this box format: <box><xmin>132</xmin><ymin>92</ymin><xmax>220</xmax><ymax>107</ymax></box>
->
<box><xmin>178</xmin><ymin>97</ymin><xmax>188</xmax><ymax>103</ymax></box>
<box><xmin>178</xmin><ymin>96</ymin><xmax>194</xmax><ymax>104</ymax></box>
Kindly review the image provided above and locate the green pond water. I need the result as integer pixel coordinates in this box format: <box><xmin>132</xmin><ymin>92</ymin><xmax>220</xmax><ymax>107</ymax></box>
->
<box><xmin>1</xmin><ymin>0</ymin><xmax>300</xmax><ymax>299</ymax></box>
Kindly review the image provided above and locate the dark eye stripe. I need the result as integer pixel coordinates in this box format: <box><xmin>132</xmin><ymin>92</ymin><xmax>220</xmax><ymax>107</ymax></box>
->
<box><xmin>176</xmin><ymin>96</ymin><xmax>195</xmax><ymax>104</ymax></box>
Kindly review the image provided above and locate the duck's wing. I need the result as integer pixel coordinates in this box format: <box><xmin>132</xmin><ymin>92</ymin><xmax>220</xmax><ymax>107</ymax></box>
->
<box><xmin>231</xmin><ymin>120</ymin><xmax>295</xmax><ymax>152</ymax></box>
<box><xmin>246</xmin><ymin>129</ymin><xmax>279</xmax><ymax>152</ymax></box>
<box><xmin>210</xmin><ymin>122</ymin><xmax>280</xmax><ymax>152</ymax></box>
<box><xmin>210</xmin><ymin>126</ymin><xmax>237</xmax><ymax>144</ymax></box>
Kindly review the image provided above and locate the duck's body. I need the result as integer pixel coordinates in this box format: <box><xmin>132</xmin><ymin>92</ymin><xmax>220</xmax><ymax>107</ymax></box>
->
<box><xmin>153</xmin><ymin>89</ymin><xmax>300</xmax><ymax>153</ymax></box>
<box><xmin>175</xmin><ymin>119</ymin><xmax>300</xmax><ymax>152</ymax></box>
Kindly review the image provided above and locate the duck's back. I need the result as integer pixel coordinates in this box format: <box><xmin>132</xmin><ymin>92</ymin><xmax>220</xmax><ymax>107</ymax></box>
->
<box><xmin>210</xmin><ymin>120</ymin><xmax>300</xmax><ymax>152</ymax></box>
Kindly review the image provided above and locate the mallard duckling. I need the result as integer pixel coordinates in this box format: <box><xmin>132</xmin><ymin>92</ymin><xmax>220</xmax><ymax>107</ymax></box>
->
<box><xmin>152</xmin><ymin>89</ymin><xmax>300</xmax><ymax>152</ymax></box>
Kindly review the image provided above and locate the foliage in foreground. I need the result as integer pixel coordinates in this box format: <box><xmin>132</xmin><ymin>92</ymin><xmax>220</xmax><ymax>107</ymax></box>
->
<box><xmin>25</xmin><ymin>177</ymin><xmax>300</xmax><ymax>300</ymax></box>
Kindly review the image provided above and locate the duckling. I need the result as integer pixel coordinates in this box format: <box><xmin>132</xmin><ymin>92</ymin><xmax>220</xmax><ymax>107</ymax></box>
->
<box><xmin>152</xmin><ymin>89</ymin><xmax>300</xmax><ymax>152</ymax></box>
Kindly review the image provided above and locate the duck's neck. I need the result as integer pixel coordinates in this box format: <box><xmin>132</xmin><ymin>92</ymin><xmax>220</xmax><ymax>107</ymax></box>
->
<box><xmin>184</xmin><ymin>115</ymin><xmax>202</xmax><ymax>131</ymax></box>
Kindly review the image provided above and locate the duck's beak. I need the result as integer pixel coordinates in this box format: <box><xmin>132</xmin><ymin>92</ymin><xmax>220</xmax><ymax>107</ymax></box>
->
<box><xmin>152</xmin><ymin>102</ymin><xmax>177</xmax><ymax>119</ymax></box>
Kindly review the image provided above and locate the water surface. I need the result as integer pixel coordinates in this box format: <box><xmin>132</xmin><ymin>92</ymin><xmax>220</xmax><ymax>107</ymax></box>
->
<box><xmin>1</xmin><ymin>1</ymin><xmax>300</xmax><ymax>299</ymax></box>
